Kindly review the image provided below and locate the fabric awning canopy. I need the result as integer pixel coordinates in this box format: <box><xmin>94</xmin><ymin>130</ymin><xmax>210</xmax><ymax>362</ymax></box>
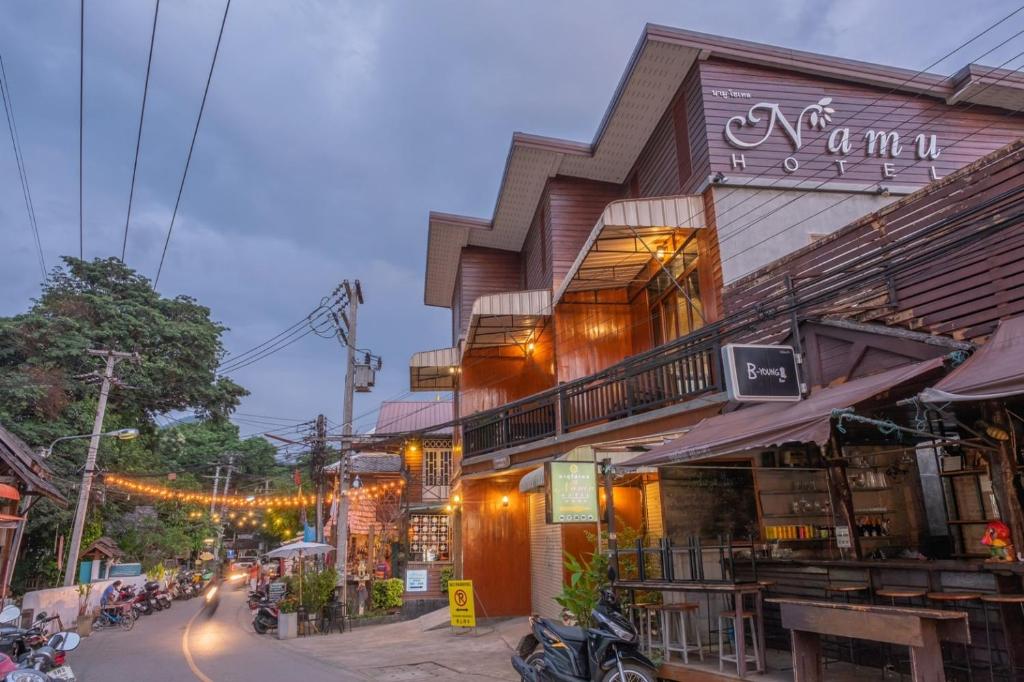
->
<box><xmin>409</xmin><ymin>346</ymin><xmax>459</xmax><ymax>391</ymax></box>
<box><xmin>465</xmin><ymin>289</ymin><xmax>551</xmax><ymax>351</ymax></box>
<box><xmin>553</xmin><ymin>195</ymin><xmax>706</xmax><ymax>304</ymax></box>
<box><xmin>919</xmin><ymin>314</ymin><xmax>1024</xmax><ymax>403</ymax></box>
<box><xmin>624</xmin><ymin>357</ymin><xmax>946</xmax><ymax>467</ymax></box>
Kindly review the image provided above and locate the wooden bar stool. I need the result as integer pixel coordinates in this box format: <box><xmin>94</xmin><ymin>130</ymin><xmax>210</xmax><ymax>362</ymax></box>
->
<box><xmin>718</xmin><ymin>609</ymin><xmax>760</xmax><ymax>674</ymax></box>
<box><xmin>661</xmin><ymin>602</ymin><xmax>703</xmax><ymax>664</ymax></box>
<box><xmin>825</xmin><ymin>583</ymin><xmax>871</xmax><ymax>667</ymax></box>
<box><xmin>876</xmin><ymin>588</ymin><xmax>927</xmax><ymax>679</ymax></box>
<box><xmin>632</xmin><ymin>603</ymin><xmax>663</xmax><ymax>657</ymax></box>
<box><xmin>927</xmin><ymin>591</ymin><xmax>981</xmax><ymax>681</ymax></box>
<box><xmin>979</xmin><ymin>594</ymin><xmax>1024</xmax><ymax>681</ymax></box>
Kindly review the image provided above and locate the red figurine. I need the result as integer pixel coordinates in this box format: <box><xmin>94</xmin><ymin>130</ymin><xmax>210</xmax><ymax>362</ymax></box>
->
<box><xmin>981</xmin><ymin>520</ymin><xmax>1015</xmax><ymax>562</ymax></box>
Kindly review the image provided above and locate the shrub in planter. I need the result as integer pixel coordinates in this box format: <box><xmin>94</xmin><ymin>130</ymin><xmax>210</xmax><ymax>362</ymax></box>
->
<box><xmin>440</xmin><ymin>567</ymin><xmax>454</xmax><ymax>594</ymax></box>
<box><xmin>371</xmin><ymin>578</ymin><xmax>404</xmax><ymax>610</ymax></box>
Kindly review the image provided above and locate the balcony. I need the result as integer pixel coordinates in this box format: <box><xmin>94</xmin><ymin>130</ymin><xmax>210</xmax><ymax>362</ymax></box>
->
<box><xmin>463</xmin><ymin>330</ymin><xmax>722</xmax><ymax>458</ymax></box>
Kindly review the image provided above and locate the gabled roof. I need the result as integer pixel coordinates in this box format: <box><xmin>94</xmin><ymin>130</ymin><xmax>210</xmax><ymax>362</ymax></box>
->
<box><xmin>424</xmin><ymin>24</ymin><xmax>1024</xmax><ymax>308</ymax></box>
<box><xmin>82</xmin><ymin>536</ymin><xmax>123</xmax><ymax>559</ymax></box>
<box><xmin>0</xmin><ymin>425</ymin><xmax>66</xmax><ymax>506</ymax></box>
<box><xmin>374</xmin><ymin>401</ymin><xmax>453</xmax><ymax>436</ymax></box>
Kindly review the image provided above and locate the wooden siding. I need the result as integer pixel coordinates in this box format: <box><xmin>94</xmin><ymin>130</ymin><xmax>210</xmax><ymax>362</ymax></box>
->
<box><xmin>522</xmin><ymin>203</ymin><xmax>550</xmax><ymax>290</ymax></box>
<box><xmin>546</xmin><ymin>178</ymin><xmax>625</xmax><ymax>293</ymax></box>
<box><xmin>404</xmin><ymin>444</ymin><xmax>424</xmax><ymax>505</ymax></box>
<box><xmin>459</xmin><ymin>326</ymin><xmax>556</xmax><ymax>417</ymax></box>
<box><xmin>461</xmin><ymin>476</ymin><xmax>532</xmax><ymax>616</ymax></box>
<box><xmin>555</xmin><ymin>290</ymin><xmax>634</xmax><ymax>383</ymax></box>
<box><xmin>632</xmin><ymin>102</ymin><xmax>680</xmax><ymax>197</ymax></box>
<box><xmin>681</xmin><ymin>66</ymin><xmax>710</xmax><ymax>194</ymax></box>
<box><xmin>699</xmin><ymin>58</ymin><xmax>1024</xmax><ymax>185</ymax></box>
<box><xmin>452</xmin><ymin>246</ymin><xmax>522</xmax><ymax>343</ymax></box>
<box><xmin>723</xmin><ymin>140</ymin><xmax>1024</xmax><ymax>343</ymax></box>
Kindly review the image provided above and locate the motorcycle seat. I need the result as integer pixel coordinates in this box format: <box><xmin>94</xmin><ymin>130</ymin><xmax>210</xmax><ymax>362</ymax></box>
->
<box><xmin>540</xmin><ymin>619</ymin><xmax>587</xmax><ymax>643</ymax></box>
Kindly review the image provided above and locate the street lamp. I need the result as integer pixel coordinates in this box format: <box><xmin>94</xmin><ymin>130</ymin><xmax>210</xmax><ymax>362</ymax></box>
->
<box><xmin>45</xmin><ymin>428</ymin><xmax>139</xmax><ymax>457</ymax></box>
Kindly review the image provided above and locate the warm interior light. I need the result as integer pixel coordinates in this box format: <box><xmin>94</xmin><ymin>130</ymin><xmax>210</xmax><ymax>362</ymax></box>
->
<box><xmin>453</xmin><ymin>494</ymin><xmax>461</xmax><ymax>505</ymax></box>
<box><xmin>448</xmin><ymin>366</ymin><xmax>456</xmax><ymax>374</ymax></box>
<box><xmin>656</xmin><ymin>247</ymin><xmax>666</xmax><ymax>260</ymax></box>
<box><xmin>526</xmin><ymin>342</ymin><xmax>536</xmax><ymax>355</ymax></box>
<box><xmin>445</xmin><ymin>504</ymin><xmax>453</xmax><ymax>512</ymax></box>
<box><xmin>501</xmin><ymin>495</ymin><xmax>510</xmax><ymax>507</ymax></box>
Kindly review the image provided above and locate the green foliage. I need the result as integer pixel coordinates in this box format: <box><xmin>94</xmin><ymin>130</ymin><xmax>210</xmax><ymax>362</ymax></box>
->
<box><xmin>440</xmin><ymin>567</ymin><xmax>454</xmax><ymax>594</ymax></box>
<box><xmin>277</xmin><ymin>596</ymin><xmax>299</xmax><ymax>614</ymax></box>
<box><xmin>555</xmin><ymin>548</ymin><xmax>609</xmax><ymax>627</ymax></box>
<box><xmin>371</xmin><ymin>578</ymin><xmax>404</xmax><ymax>610</ymax></box>
<box><xmin>283</xmin><ymin>567</ymin><xmax>337</xmax><ymax>614</ymax></box>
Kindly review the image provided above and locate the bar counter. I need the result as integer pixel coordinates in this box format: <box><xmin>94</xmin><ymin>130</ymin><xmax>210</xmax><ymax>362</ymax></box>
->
<box><xmin>748</xmin><ymin>556</ymin><xmax>1024</xmax><ymax>575</ymax></box>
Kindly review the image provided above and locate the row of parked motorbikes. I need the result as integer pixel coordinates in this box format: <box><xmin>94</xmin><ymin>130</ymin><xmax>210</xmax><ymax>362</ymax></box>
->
<box><xmin>97</xmin><ymin>570</ymin><xmax>209</xmax><ymax>631</ymax></box>
<box><xmin>0</xmin><ymin>605</ymin><xmax>82</xmax><ymax>681</ymax></box>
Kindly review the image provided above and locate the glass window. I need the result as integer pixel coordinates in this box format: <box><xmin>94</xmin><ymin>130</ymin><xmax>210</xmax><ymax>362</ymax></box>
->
<box><xmin>646</xmin><ymin>246</ymin><xmax>704</xmax><ymax>346</ymax></box>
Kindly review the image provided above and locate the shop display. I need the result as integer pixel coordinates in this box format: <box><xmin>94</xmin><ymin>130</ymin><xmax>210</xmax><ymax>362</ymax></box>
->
<box><xmin>409</xmin><ymin>513</ymin><xmax>451</xmax><ymax>562</ymax></box>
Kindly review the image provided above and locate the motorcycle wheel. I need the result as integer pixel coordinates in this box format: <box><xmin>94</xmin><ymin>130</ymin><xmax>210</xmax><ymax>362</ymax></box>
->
<box><xmin>521</xmin><ymin>650</ymin><xmax>544</xmax><ymax>681</ymax></box>
<box><xmin>119</xmin><ymin>614</ymin><xmax>134</xmax><ymax>631</ymax></box>
<box><xmin>253</xmin><ymin>617</ymin><xmax>268</xmax><ymax>635</ymax></box>
<box><xmin>600</xmin><ymin>663</ymin><xmax>657</xmax><ymax>682</ymax></box>
<box><xmin>163</xmin><ymin>598</ymin><xmax>172</xmax><ymax>610</ymax></box>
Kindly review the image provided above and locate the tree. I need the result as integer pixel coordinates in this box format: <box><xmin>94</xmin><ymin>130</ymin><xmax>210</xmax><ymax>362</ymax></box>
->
<box><xmin>0</xmin><ymin>257</ymin><xmax>250</xmax><ymax>590</ymax></box>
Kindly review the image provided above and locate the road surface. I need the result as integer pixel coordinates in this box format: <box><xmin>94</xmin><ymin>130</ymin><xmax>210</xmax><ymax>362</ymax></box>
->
<box><xmin>73</xmin><ymin>584</ymin><xmax>358</xmax><ymax>681</ymax></box>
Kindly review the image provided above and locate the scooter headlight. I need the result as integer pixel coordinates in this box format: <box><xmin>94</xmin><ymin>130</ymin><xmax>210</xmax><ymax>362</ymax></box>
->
<box><xmin>593</xmin><ymin>610</ymin><xmax>636</xmax><ymax>642</ymax></box>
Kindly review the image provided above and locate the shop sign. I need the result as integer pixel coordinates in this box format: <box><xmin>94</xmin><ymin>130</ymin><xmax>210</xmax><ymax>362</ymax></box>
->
<box><xmin>448</xmin><ymin>579</ymin><xmax>476</xmax><ymax>628</ymax></box>
<box><xmin>405</xmin><ymin>569</ymin><xmax>428</xmax><ymax>592</ymax></box>
<box><xmin>720</xmin><ymin>94</ymin><xmax>943</xmax><ymax>181</ymax></box>
<box><xmin>545</xmin><ymin>461</ymin><xmax>599</xmax><ymax>524</ymax></box>
<box><xmin>722</xmin><ymin>344</ymin><xmax>801</xmax><ymax>402</ymax></box>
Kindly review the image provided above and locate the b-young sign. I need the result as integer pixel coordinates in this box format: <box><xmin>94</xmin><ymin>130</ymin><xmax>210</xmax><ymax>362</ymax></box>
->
<box><xmin>722</xmin><ymin>344</ymin><xmax>802</xmax><ymax>402</ymax></box>
<box><xmin>721</xmin><ymin>95</ymin><xmax>943</xmax><ymax>181</ymax></box>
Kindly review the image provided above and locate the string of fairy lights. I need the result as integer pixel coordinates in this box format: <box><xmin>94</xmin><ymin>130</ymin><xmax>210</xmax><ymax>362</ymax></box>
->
<box><xmin>103</xmin><ymin>474</ymin><xmax>405</xmax><ymax>509</ymax></box>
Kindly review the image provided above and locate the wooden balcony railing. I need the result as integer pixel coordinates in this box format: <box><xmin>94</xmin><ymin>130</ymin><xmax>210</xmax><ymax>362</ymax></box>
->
<box><xmin>463</xmin><ymin>332</ymin><xmax>722</xmax><ymax>458</ymax></box>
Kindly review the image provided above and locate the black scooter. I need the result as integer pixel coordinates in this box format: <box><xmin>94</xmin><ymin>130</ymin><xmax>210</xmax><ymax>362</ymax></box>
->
<box><xmin>511</xmin><ymin>570</ymin><xmax>657</xmax><ymax>682</ymax></box>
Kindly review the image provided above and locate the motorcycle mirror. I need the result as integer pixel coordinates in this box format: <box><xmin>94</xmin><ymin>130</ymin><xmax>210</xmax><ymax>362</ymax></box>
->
<box><xmin>54</xmin><ymin>632</ymin><xmax>80</xmax><ymax>651</ymax></box>
<box><xmin>0</xmin><ymin>605</ymin><xmax>20</xmax><ymax>624</ymax></box>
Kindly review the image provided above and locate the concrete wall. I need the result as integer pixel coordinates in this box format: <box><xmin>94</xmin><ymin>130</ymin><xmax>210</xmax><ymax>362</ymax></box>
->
<box><xmin>712</xmin><ymin>186</ymin><xmax>900</xmax><ymax>284</ymax></box>
<box><xmin>22</xmin><ymin>575</ymin><xmax>149</xmax><ymax>627</ymax></box>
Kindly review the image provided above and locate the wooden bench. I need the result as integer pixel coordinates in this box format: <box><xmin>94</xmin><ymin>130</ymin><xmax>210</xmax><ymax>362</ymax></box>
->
<box><xmin>768</xmin><ymin>598</ymin><xmax>970</xmax><ymax>682</ymax></box>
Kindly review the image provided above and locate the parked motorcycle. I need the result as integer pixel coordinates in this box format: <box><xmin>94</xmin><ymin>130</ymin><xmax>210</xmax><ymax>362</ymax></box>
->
<box><xmin>251</xmin><ymin>598</ymin><xmax>278</xmax><ymax>635</ymax></box>
<box><xmin>511</xmin><ymin>570</ymin><xmax>656</xmax><ymax>682</ymax></box>
<box><xmin>142</xmin><ymin>581</ymin><xmax>165</xmax><ymax>612</ymax></box>
<box><xmin>123</xmin><ymin>586</ymin><xmax>151</xmax><ymax>617</ymax></box>
<box><xmin>1</xmin><ymin>630</ymin><xmax>81</xmax><ymax>681</ymax></box>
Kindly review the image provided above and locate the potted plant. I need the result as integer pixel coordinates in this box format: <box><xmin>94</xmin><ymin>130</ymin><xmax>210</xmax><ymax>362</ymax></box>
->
<box><xmin>76</xmin><ymin>584</ymin><xmax>93</xmax><ymax>637</ymax></box>
<box><xmin>277</xmin><ymin>597</ymin><xmax>298</xmax><ymax>640</ymax></box>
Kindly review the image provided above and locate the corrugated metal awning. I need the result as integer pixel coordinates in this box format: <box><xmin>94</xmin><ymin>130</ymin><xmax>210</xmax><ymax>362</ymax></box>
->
<box><xmin>554</xmin><ymin>195</ymin><xmax>706</xmax><ymax>304</ymax></box>
<box><xmin>920</xmin><ymin>314</ymin><xmax>1024</xmax><ymax>402</ymax></box>
<box><xmin>409</xmin><ymin>347</ymin><xmax>460</xmax><ymax>391</ymax></box>
<box><xmin>465</xmin><ymin>289</ymin><xmax>552</xmax><ymax>351</ymax></box>
<box><xmin>624</xmin><ymin>358</ymin><xmax>945</xmax><ymax>467</ymax></box>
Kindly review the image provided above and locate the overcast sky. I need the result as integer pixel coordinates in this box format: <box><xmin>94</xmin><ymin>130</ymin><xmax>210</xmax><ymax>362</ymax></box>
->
<box><xmin>1</xmin><ymin>0</ymin><xmax>1021</xmax><ymax>444</ymax></box>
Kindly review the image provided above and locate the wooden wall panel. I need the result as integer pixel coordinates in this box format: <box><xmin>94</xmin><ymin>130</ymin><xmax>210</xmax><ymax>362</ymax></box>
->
<box><xmin>452</xmin><ymin>247</ymin><xmax>522</xmax><ymax>343</ymax></box>
<box><xmin>722</xmin><ymin>141</ymin><xmax>1024</xmax><ymax>344</ymax></box>
<box><xmin>699</xmin><ymin>58</ymin><xmax>1024</xmax><ymax>186</ymax></box>
<box><xmin>403</xmin><ymin>444</ymin><xmax>424</xmax><ymax>505</ymax></box>
<box><xmin>521</xmin><ymin>203</ymin><xmax>551</xmax><ymax>291</ymax></box>
<box><xmin>459</xmin><ymin>327</ymin><xmax>556</xmax><ymax>417</ymax></box>
<box><xmin>632</xmin><ymin>104</ymin><xmax>680</xmax><ymax>197</ymax></box>
<box><xmin>682</xmin><ymin>66</ymin><xmax>710</xmax><ymax>194</ymax></box>
<box><xmin>555</xmin><ymin>291</ymin><xmax>634</xmax><ymax>383</ymax></box>
<box><xmin>461</xmin><ymin>475</ymin><xmax>532</xmax><ymax>617</ymax></box>
<box><xmin>547</xmin><ymin>178</ymin><xmax>625</xmax><ymax>293</ymax></box>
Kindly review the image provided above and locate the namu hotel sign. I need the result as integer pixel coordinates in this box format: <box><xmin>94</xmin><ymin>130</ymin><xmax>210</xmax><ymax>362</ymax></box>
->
<box><xmin>721</xmin><ymin>95</ymin><xmax>943</xmax><ymax>181</ymax></box>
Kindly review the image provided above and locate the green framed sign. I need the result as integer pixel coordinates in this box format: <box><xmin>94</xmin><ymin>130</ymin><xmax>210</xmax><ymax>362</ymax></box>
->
<box><xmin>545</xmin><ymin>461</ymin><xmax>599</xmax><ymax>524</ymax></box>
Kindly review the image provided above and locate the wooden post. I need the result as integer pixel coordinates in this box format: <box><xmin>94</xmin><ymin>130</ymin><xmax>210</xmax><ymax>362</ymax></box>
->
<box><xmin>908</xmin><ymin>620</ymin><xmax>947</xmax><ymax>682</ymax></box>
<box><xmin>826</xmin><ymin>435</ymin><xmax>862</xmax><ymax>559</ymax></box>
<box><xmin>603</xmin><ymin>459</ymin><xmax>618</xmax><ymax>578</ymax></box>
<box><xmin>790</xmin><ymin>630</ymin><xmax>824</xmax><ymax>682</ymax></box>
<box><xmin>982</xmin><ymin>404</ymin><xmax>1024</xmax><ymax>555</ymax></box>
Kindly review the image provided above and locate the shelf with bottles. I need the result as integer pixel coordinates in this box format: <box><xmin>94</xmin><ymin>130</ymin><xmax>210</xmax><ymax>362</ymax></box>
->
<box><xmin>764</xmin><ymin>523</ymin><xmax>836</xmax><ymax>541</ymax></box>
<box><xmin>762</xmin><ymin>512</ymin><xmax>834</xmax><ymax>519</ymax></box>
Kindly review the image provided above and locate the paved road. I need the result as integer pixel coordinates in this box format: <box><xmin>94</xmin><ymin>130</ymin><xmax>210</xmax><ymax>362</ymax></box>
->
<box><xmin>73</xmin><ymin>584</ymin><xmax>358</xmax><ymax>681</ymax></box>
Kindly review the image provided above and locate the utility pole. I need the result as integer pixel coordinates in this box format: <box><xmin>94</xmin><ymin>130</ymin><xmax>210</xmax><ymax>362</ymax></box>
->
<box><xmin>335</xmin><ymin>280</ymin><xmax>361</xmax><ymax>602</ymax></box>
<box><xmin>64</xmin><ymin>349</ymin><xmax>137</xmax><ymax>586</ymax></box>
<box><xmin>313</xmin><ymin>414</ymin><xmax>326</xmax><ymax>542</ymax></box>
<box><xmin>215</xmin><ymin>454</ymin><xmax>237</xmax><ymax>558</ymax></box>
<box><xmin>210</xmin><ymin>465</ymin><xmax>222</xmax><ymax>516</ymax></box>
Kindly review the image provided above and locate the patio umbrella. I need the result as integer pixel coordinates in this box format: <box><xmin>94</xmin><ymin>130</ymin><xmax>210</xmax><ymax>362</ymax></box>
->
<box><xmin>264</xmin><ymin>542</ymin><xmax>333</xmax><ymax>607</ymax></box>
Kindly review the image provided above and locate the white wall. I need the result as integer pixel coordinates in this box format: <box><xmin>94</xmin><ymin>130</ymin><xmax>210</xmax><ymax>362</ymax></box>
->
<box><xmin>712</xmin><ymin>186</ymin><xmax>900</xmax><ymax>284</ymax></box>
<box><xmin>22</xmin><ymin>575</ymin><xmax>149</xmax><ymax>627</ymax></box>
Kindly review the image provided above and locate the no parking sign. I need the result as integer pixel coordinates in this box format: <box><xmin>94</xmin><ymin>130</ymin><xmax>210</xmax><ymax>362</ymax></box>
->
<box><xmin>448</xmin><ymin>580</ymin><xmax>476</xmax><ymax>628</ymax></box>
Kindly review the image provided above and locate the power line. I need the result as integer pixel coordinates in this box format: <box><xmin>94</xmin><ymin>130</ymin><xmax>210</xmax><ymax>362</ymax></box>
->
<box><xmin>219</xmin><ymin>307</ymin><xmax>330</xmax><ymax>367</ymax></box>
<box><xmin>0</xmin><ymin>52</ymin><xmax>45</xmax><ymax>279</ymax></box>
<box><xmin>78</xmin><ymin>0</ymin><xmax>84</xmax><ymax>260</ymax></box>
<box><xmin>218</xmin><ymin>314</ymin><xmax>335</xmax><ymax>375</ymax></box>
<box><xmin>121</xmin><ymin>0</ymin><xmax>161</xmax><ymax>262</ymax></box>
<box><xmin>154</xmin><ymin>0</ymin><xmax>231</xmax><ymax>287</ymax></box>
